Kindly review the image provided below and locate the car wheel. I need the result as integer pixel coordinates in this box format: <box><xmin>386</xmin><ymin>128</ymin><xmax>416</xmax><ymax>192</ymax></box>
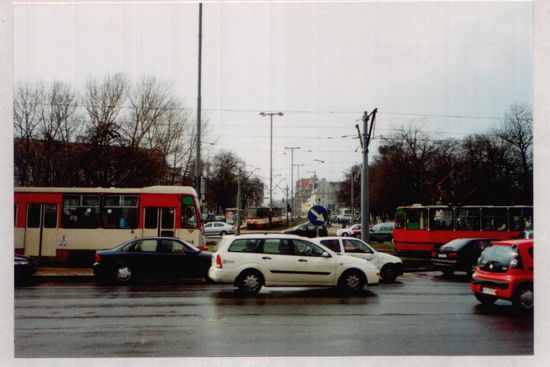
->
<box><xmin>236</xmin><ymin>270</ymin><xmax>264</xmax><ymax>295</ymax></box>
<box><xmin>474</xmin><ymin>292</ymin><xmax>497</xmax><ymax>305</ymax></box>
<box><xmin>512</xmin><ymin>284</ymin><xmax>533</xmax><ymax>312</ymax></box>
<box><xmin>220</xmin><ymin>230</ymin><xmax>228</xmax><ymax>236</ymax></box>
<box><xmin>380</xmin><ymin>264</ymin><xmax>398</xmax><ymax>283</ymax></box>
<box><xmin>442</xmin><ymin>269</ymin><xmax>454</xmax><ymax>277</ymax></box>
<box><xmin>338</xmin><ymin>270</ymin><xmax>366</xmax><ymax>292</ymax></box>
<box><xmin>114</xmin><ymin>264</ymin><xmax>133</xmax><ymax>283</ymax></box>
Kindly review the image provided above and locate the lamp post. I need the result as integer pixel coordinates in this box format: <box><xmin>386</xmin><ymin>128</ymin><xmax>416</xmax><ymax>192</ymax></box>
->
<box><xmin>284</xmin><ymin>147</ymin><xmax>300</xmax><ymax>224</ymax></box>
<box><xmin>259</xmin><ymin>111</ymin><xmax>284</xmax><ymax>225</ymax></box>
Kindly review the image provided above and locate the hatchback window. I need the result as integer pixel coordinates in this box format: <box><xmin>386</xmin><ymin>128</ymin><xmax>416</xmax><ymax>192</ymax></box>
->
<box><xmin>478</xmin><ymin>245</ymin><xmax>521</xmax><ymax>272</ymax></box>
<box><xmin>343</xmin><ymin>239</ymin><xmax>373</xmax><ymax>254</ymax></box>
<box><xmin>320</xmin><ymin>239</ymin><xmax>341</xmax><ymax>253</ymax></box>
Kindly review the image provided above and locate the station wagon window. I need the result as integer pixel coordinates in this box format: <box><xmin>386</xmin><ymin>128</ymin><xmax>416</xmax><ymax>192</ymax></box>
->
<box><xmin>481</xmin><ymin>208</ymin><xmax>508</xmax><ymax>231</ymax></box>
<box><xmin>228</xmin><ymin>239</ymin><xmax>262</xmax><ymax>253</ymax></box>
<box><xmin>455</xmin><ymin>208</ymin><xmax>480</xmax><ymax>231</ymax></box>
<box><xmin>292</xmin><ymin>239</ymin><xmax>325</xmax><ymax>257</ymax></box>
<box><xmin>263</xmin><ymin>239</ymin><xmax>291</xmax><ymax>255</ymax></box>
<box><xmin>101</xmin><ymin>195</ymin><xmax>138</xmax><ymax>229</ymax></box>
<box><xmin>429</xmin><ymin>208</ymin><xmax>453</xmax><ymax>230</ymax></box>
<box><xmin>181</xmin><ymin>196</ymin><xmax>198</xmax><ymax>228</ymax></box>
<box><xmin>62</xmin><ymin>195</ymin><xmax>100</xmax><ymax>228</ymax></box>
<box><xmin>320</xmin><ymin>239</ymin><xmax>341</xmax><ymax>253</ymax></box>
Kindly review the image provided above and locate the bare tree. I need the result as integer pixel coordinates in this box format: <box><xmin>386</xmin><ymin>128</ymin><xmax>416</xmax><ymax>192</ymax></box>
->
<box><xmin>14</xmin><ymin>82</ymin><xmax>45</xmax><ymax>185</ymax></box>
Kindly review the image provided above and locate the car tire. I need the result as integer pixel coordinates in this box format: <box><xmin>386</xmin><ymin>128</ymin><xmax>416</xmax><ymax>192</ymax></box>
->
<box><xmin>114</xmin><ymin>264</ymin><xmax>133</xmax><ymax>283</ymax></box>
<box><xmin>380</xmin><ymin>264</ymin><xmax>399</xmax><ymax>283</ymax></box>
<box><xmin>474</xmin><ymin>292</ymin><xmax>497</xmax><ymax>305</ymax></box>
<box><xmin>512</xmin><ymin>284</ymin><xmax>533</xmax><ymax>312</ymax></box>
<box><xmin>442</xmin><ymin>269</ymin><xmax>454</xmax><ymax>277</ymax></box>
<box><xmin>236</xmin><ymin>270</ymin><xmax>264</xmax><ymax>295</ymax></box>
<box><xmin>338</xmin><ymin>269</ymin><xmax>366</xmax><ymax>293</ymax></box>
<box><xmin>220</xmin><ymin>231</ymin><xmax>228</xmax><ymax>236</ymax></box>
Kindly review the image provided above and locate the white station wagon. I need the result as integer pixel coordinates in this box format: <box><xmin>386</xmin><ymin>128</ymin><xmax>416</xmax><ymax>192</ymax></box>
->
<box><xmin>313</xmin><ymin>237</ymin><xmax>404</xmax><ymax>282</ymax></box>
<box><xmin>209</xmin><ymin>234</ymin><xmax>380</xmax><ymax>294</ymax></box>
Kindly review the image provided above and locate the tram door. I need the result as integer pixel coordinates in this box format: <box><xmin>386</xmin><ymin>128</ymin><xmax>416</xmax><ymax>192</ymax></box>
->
<box><xmin>24</xmin><ymin>203</ymin><xmax>58</xmax><ymax>257</ymax></box>
<box><xmin>143</xmin><ymin>207</ymin><xmax>176</xmax><ymax>237</ymax></box>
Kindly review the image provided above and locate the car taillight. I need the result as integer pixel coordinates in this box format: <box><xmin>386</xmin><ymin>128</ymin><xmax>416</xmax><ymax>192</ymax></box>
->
<box><xmin>215</xmin><ymin>254</ymin><xmax>223</xmax><ymax>269</ymax></box>
<box><xmin>448</xmin><ymin>252</ymin><xmax>457</xmax><ymax>259</ymax></box>
<box><xmin>94</xmin><ymin>251</ymin><xmax>101</xmax><ymax>263</ymax></box>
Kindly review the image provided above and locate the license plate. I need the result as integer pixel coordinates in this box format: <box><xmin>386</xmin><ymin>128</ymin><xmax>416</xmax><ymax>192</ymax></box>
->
<box><xmin>438</xmin><ymin>254</ymin><xmax>447</xmax><ymax>258</ymax></box>
<box><xmin>481</xmin><ymin>287</ymin><xmax>497</xmax><ymax>295</ymax></box>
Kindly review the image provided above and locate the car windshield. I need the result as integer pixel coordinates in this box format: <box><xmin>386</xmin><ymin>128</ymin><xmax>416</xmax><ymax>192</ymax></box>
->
<box><xmin>478</xmin><ymin>245</ymin><xmax>518</xmax><ymax>270</ymax></box>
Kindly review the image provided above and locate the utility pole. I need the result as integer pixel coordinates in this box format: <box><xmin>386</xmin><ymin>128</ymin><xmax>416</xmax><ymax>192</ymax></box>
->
<box><xmin>284</xmin><ymin>146</ymin><xmax>300</xmax><ymax>224</ymax></box>
<box><xmin>293</xmin><ymin>163</ymin><xmax>305</xmax><ymax>217</ymax></box>
<box><xmin>358</xmin><ymin>108</ymin><xmax>378</xmax><ymax>241</ymax></box>
<box><xmin>350</xmin><ymin>167</ymin><xmax>354</xmax><ymax>224</ymax></box>
<box><xmin>195</xmin><ymin>2</ymin><xmax>203</xmax><ymax>203</ymax></box>
<box><xmin>285</xmin><ymin>185</ymin><xmax>290</xmax><ymax>226</ymax></box>
<box><xmin>236</xmin><ymin>168</ymin><xmax>241</xmax><ymax>235</ymax></box>
<box><xmin>260</xmin><ymin>112</ymin><xmax>284</xmax><ymax>225</ymax></box>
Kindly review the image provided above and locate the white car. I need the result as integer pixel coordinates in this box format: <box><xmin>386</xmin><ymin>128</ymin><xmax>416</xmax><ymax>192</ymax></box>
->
<box><xmin>203</xmin><ymin>221</ymin><xmax>235</xmax><ymax>236</ymax></box>
<box><xmin>336</xmin><ymin>223</ymin><xmax>361</xmax><ymax>237</ymax></box>
<box><xmin>209</xmin><ymin>234</ymin><xmax>380</xmax><ymax>294</ymax></box>
<box><xmin>313</xmin><ymin>236</ymin><xmax>403</xmax><ymax>282</ymax></box>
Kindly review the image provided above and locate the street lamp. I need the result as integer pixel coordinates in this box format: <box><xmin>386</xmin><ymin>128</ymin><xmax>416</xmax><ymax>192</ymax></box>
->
<box><xmin>259</xmin><ymin>111</ymin><xmax>284</xmax><ymax>226</ymax></box>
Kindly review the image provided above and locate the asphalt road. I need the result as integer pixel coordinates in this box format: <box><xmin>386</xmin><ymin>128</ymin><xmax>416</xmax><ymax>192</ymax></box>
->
<box><xmin>14</xmin><ymin>271</ymin><xmax>533</xmax><ymax>357</ymax></box>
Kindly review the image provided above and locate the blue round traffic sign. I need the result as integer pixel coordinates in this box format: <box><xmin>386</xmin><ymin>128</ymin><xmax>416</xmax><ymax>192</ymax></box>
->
<box><xmin>308</xmin><ymin>205</ymin><xmax>328</xmax><ymax>226</ymax></box>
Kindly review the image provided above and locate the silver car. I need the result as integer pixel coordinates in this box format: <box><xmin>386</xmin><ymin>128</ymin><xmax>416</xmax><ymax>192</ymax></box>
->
<box><xmin>204</xmin><ymin>221</ymin><xmax>235</xmax><ymax>236</ymax></box>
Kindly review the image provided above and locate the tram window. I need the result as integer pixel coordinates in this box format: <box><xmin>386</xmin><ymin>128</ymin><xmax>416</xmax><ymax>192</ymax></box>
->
<box><xmin>395</xmin><ymin>208</ymin><xmax>405</xmax><ymax>229</ymax></box>
<box><xmin>430</xmin><ymin>208</ymin><xmax>453</xmax><ymax>230</ymax></box>
<box><xmin>510</xmin><ymin>207</ymin><xmax>533</xmax><ymax>231</ymax></box>
<box><xmin>482</xmin><ymin>208</ymin><xmax>507</xmax><ymax>231</ymax></box>
<box><xmin>161</xmin><ymin>207</ymin><xmax>175</xmax><ymax>229</ymax></box>
<box><xmin>44</xmin><ymin>204</ymin><xmax>57</xmax><ymax>228</ymax></box>
<box><xmin>181</xmin><ymin>196</ymin><xmax>198</xmax><ymax>228</ymax></box>
<box><xmin>102</xmin><ymin>195</ymin><xmax>138</xmax><ymax>229</ymax></box>
<box><xmin>27</xmin><ymin>203</ymin><xmax>41</xmax><ymax>228</ymax></box>
<box><xmin>405</xmin><ymin>208</ymin><xmax>428</xmax><ymax>230</ymax></box>
<box><xmin>145</xmin><ymin>207</ymin><xmax>158</xmax><ymax>229</ymax></box>
<box><xmin>456</xmin><ymin>208</ymin><xmax>480</xmax><ymax>231</ymax></box>
<box><xmin>62</xmin><ymin>195</ymin><xmax>100</xmax><ymax>228</ymax></box>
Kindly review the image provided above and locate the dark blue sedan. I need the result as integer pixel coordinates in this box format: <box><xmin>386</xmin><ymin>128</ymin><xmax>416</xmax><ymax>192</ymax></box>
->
<box><xmin>93</xmin><ymin>237</ymin><xmax>212</xmax><ymax>283</ymax></box>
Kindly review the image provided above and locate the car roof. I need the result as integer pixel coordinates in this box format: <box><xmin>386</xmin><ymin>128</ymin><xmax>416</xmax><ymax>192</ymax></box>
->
<box><xmin>225</xmin><ymin>233</ymin><xmax>305</xmax><ymax>240</ymax></box>
<box><xmin>491</xmin><ymin>239</ymin><xmax>533</xmax><ymax>247</ymax></box>
<box><xmin>313</xmin><ymin>236</ymin><xmax>365</xmax><ymax>241</ymax></box>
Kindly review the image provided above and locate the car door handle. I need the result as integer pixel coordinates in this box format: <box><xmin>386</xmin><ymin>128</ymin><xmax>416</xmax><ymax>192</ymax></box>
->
<box><xmin>298</xmin><ymin>259</ymin><xmax>308</xmax><ymax>262</ymax></box>
<box><xmin>262</xmin><ymin>257</ymin><xmax>272</xmax><ymax>260</ymax></box>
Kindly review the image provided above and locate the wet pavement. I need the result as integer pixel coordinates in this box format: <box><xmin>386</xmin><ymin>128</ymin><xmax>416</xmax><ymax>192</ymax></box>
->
<box><xmin>14</xmin><ymin>271</ymin><xmax>533</xmax><ymax>357</ymax></box>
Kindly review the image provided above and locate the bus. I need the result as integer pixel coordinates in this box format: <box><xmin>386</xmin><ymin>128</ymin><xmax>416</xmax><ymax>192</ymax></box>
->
<box><xmin>393</xmin><ymin>204</ymin><xmax>533</xmax><ymax>255</ymax></box>
<box><xmin>246</xmin><ymin>207</ymin><xmax>284</xmax><ymax>229</ymax></box>
<box><xmin>14</xmin><ymin>186</ymin><xmax>205</xmax><ymax>264</ymax></box>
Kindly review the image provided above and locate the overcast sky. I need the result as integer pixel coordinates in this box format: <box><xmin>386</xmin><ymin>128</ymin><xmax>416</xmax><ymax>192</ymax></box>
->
<box><xmin>13</xmin><ymin>0</ymin><xmax>533</xmax><ymax>201</ymax></box>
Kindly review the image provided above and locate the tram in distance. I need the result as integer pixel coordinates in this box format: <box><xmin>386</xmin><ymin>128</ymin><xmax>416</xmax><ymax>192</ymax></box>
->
<box><xmin>245</xmin><ymin>207</ymin><xmax>284</xmax><ymax>229</ymax></box>
<box><xmin>14</xmin><ymin>186</ymin><xmax>205</xmax><ymax>263</ymax></box>
<box><xmin>393</xmin><ymin>204</ymin><xmax>533</xmax><ymax>255</ymax></box>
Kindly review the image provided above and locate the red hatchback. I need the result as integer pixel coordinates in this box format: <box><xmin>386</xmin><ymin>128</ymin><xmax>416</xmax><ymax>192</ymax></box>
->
<box><xmin>470</xmin><ymin>239</ymin><xmax>533</xmax><ymax>312</ymax></box>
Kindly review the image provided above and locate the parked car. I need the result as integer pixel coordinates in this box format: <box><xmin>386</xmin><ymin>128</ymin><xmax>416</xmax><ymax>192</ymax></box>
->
<box><xmin>471</xmin><ymin>239</ymin><xmax>533</xmax><ymax>312</ymax></box>
<box><xmin>314</xmin><ymin>237</ymin><xmax>403</xmax><ymax>282</ymax></box>
<box><xmin>15</xmin><ymin>255</ymin><xmax>36</xmax><ymax>283</ymax></box>
<box><xmin>204</xmin><ymin>221</ymin><xmax>235</xmax><ymax>236</ymax></box>
<box><xmin>336</xmin><ymin>224</ymin><xmax>361</xmax><ymax>237</ymax></box>
<box><xmin>209</xmin><ymin>234</ymin><xmax>380</xmax><ymax>294</ymax></box>
<box><xmin>93</xmin><ymin>237</ymin><xmax>212</xmax><ymax>283</ymax></box>
<box><xmin>432</xmin><ymin>238</ymin><xmax>496</xmax><ymax>277</ymax></box>
<box><xmin>369</xmin><ymin>222</ymin><xmax>394</xmax><ymax>242</ymax></box>
<box><xmin>282</xmin><ymin>222</ymin><xmax>328</xmax><ymax>238</ymax></box>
